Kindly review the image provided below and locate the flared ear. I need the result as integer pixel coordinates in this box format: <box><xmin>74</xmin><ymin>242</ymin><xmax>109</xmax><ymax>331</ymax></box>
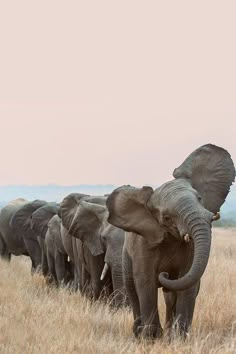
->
<box><xmin>106</xmin><ymin>185</ymin><xmax>164</xmax><ymax>243</ymax></box>
<box><xmin>173</xmin><ymin>144</ymin><xmax>235</xmax><ymax>214</ymax></box>
<box><xmin>69</xmin><ymin>201</ymin><xmax>105</xmax><ymax>256</ymax></box>
<box><xmin>60</xmin><ymin>193</ymin><xmax>89</xmax><ymax>231</ymax></box>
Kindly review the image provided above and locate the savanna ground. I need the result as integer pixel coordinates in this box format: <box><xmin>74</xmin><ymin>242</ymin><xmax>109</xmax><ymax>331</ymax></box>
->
<box><xmin>0</xmin><ymin>228</ymin><xmax>235</xmax><ymax>354</ymax></box>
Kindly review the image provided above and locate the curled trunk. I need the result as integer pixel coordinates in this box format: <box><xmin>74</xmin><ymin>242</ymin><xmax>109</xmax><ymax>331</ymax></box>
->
<box><xmin>159</xmin><ymin>218</ymin><xmax>212</xmax><ymax>291</ymax></box>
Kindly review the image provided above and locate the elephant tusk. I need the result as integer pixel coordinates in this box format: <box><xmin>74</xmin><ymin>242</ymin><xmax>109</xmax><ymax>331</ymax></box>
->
<box><xmin>100</xmin><ymin>263</ymin><xmax>109</xmax><ymax>281</ymax></box>
<box><xmin>184</xmin><ymin>234</ymin><xmax>190</xmax><ymax>242</ymax></box>
<box><xmin>212</xmin><ymin>212</ymin><xmax>220</xmax><ymax>221</ymax></box>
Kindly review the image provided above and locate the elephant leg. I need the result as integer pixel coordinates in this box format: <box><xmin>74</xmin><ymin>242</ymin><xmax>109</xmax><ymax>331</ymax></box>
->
<box><xmin>72</xmin><ymin>263</ymin><xmax>80</xmax><ymax>292</ymax></box>
<box><xmin>24</xmin><ymin>239</ymin><xmax>42</xmax><ymax>273</ymax></box>
<box><xmin>111</xmin><ymin>267</ymin><xmax>125</xmax><ymax>308</ymax></box>
<box><xmin>41</xmin><ymin>251</ymin><xmax>49</xmax><ymax>277</ymax></box>
<box><xmin>175</xmin><ymin>281</ymin><xmax>200</xmax><ymax>338</ymax></box>
<box><xmin>0</xmin><ymin>233</ymin><xmax>11</xmax><ymax>261</ymax></box>
<box><xmin>64</xmin><ymin>259</ymin><xmax>74</xmax><ymax>286</ymax></box>
<box><xmin>135</xmin><ymin>276</ymin><xmax>162</xmax><ymax>339</ymax></box>
<box><xmin>46</xmin><ymin>251</ymin><xmax>57</xmax><ymax>285</ymax></box>
<box><xmin>123</xmin><ymin>249</ymin><xmax>141</xmax><ymax>337</ymax></box>
<box><xmin>55</xmin><ymin>252</ymin><xmax>66</xmax><ymax>285</ymax></box>
<box><xmin>81</xmin><ymin>265</ymin><xmax>91</xmax><ymax>297</ymax></box>
<box><xmin>163</xmin><ymin>289</ymin><xmax>177</xmax><ymax>338</ymax></box>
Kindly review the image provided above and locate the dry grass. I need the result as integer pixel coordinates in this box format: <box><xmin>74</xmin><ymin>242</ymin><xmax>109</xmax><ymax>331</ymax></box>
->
<box><xmin>0</xmin><ymin>228</ymin><xmax>235</xmax><ymax>354</ymax></box>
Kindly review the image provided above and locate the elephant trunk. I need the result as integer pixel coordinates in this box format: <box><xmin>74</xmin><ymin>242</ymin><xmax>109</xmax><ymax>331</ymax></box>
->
<box><xmin>159</xmin><ymin>212</ymin><xmax>212</xmax><ymax>291</ymax></box>
<box><xmin>111</xmin><ymin>265</ymin><xmax>126</xmax><ymax>308</ymax></box>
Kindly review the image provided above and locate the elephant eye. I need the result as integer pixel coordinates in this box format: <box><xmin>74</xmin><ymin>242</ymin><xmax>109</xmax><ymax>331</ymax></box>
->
<box><xmin>163</xmin><ymin>215</ymin><xmax>172</xmax><ymax>223</ymax></box>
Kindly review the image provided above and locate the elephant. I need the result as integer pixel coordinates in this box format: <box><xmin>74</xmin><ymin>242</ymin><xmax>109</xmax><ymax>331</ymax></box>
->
<box><xmin>106</xmin><ymin>144</ymin><xmax>235</xmax><ymax>339</ymax></box>
<box><xmin>59</xmin><ymin>193</ymin><xmax>89</xmax><ymax>291</ymax></box>
<box><xmin>60</xmin><ymin>224</ymin><xmax>82</xmax><ymax>291</ymax></box>
<box><xmin>0</xmin><ymin>198</ymin><xmax>27</xmax><ymax>261</ymax></box>
<box><xmin>60</xmin><ymin>193</ymin><xmax>126</xmax><ymax>306</ymax></box>
<box><xmin>70</xmin><ymin>199</ymin><xmax>127</xmax><ymax>307</ymax></box>
<box><xmin>0</xmin><ymin>199</ymin><xmax>47</xmax><ymax>271</ymax></box>
<box><xmin>60</xmin><ymin>193</ymin><xmax>111</xmax><ymax>299</ymax></box>
<box><xmin>30</xmin><ymin>203</ymin><xmax>60</xmax><ymax>277</ymax></box>
<box><xmin>45</xmin><ymin>214</ymin><xmax>73</xmax><ymax>286</ymax></box>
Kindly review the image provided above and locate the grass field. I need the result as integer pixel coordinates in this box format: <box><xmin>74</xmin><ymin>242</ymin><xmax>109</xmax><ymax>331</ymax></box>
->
<box><xmin>0</xmin><ymin>228</ymin><xmax>235</xmax><ymax>354</ymax></box>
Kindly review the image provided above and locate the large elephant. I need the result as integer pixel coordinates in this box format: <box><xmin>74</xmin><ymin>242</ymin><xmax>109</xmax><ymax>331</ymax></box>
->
<box><xmin>30</xmin><ymin>203</ymin><xmax>60</xmax><ymax>277</ymax></box>
<box><xmin>106</xmin><ymin>144</ymin><xmax>235</xmax><ymax>339</ymax></box>
<box><xmin>60</xmin><ymin>193</ymin><xmax>126</xmax><ymax>306</ymax></box>
<box><xmin>0</xmin><ymin>199</ymin><xmax>47</xmax><ymax>271</ymax></box>
<box><xmin>45</xmin><ymin>214</ymin><xmax>73</xmax><ymax>285</ymax></box>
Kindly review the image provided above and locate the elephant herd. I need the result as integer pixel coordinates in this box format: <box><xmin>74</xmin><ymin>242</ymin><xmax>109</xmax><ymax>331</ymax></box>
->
<box><xmin>0</xmin><ymin>195</ymin><xmax>126</xmax><ymax>307</ymax></box>
<box><xmin>0</xmin><ymin>144</ymin><xmax>235</xmax><ymax>341</ymax></box>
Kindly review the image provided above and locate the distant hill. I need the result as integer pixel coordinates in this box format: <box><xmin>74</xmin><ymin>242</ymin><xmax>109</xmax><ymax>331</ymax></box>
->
<box><xmin>0</xmin><ymin>184</ymin><xmax>235</xmax><ymax>226</ymax></box>
<box><xmin>0</xmin><ymin>184</ymin><xmax>116</xmax><ymax>206</ymax></box>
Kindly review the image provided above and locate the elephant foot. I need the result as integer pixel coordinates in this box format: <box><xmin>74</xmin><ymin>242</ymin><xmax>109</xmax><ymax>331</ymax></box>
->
<box><xmin>133</xmin><ymin>318</ymin><xmax>142</xmax><ymax>338</ymax></box>
<box><xmin>46</xmin><ymin>275</ymin><xmax>58</xmax><ymax>287</ymax></box>
<box><xmin>137</xmin><ymin>325</ymin><xmax>163</xmax><ymax>340</ymax></box>
<box><xmin>173</xmin><ymin>320</ymin><xmax>190</xmax><ymax>341</ymax></box>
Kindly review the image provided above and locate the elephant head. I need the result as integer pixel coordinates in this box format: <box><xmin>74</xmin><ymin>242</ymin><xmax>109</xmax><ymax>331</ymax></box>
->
<box><xmin>107</xmin><ymin>144</ymin><xmax>235</xmax><ymax>291</ymax></box>
<box><xmin>31</xmin><ymin>203</ymin><xmax>60</xmax><ymax>239</ymax></box>
<box><xmin>60</xmin><ymin>193</ymin><xmax>90</xmax><ymax>231</ymax></box>
<box><xmin>10</xmin><ymin>200</ymin><xmax>47</xmax><ymax>240</ymax></box>
<box><xmin>61</xmin><ymin>195</ymin><xmax>107</xmax><ymax>256</ymax></box>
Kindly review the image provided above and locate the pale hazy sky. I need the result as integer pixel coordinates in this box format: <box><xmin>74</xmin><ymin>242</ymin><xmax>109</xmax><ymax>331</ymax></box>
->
<box><xmin>0</xmin><ymin>1</ymin><xmax>235</xmax><ymax>186</ymax></box>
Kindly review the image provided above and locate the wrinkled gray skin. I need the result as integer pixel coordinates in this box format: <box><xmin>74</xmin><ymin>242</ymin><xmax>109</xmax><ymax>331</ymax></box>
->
<box><xmin>30</xmin><ymin>203</ymin><xmax>60</xmax><ymax>277</ymax></box>
<box><xmin>60</xmin><ymin>194</ymin><xmax>111</xmax><ymax>300</ymax></box>
<box><xmin>45</xmin><ymin>215</ymin><xmax>73</xmax><ymax>286</ymax></box>
<box><xmin>107</xmin><ymin>144</ymin><xmax>235</xmax><ymax>339</ymax></box>
<box><xmin>0</xmin><ymin>199</ymin><xmax>47</xmax><ymax>272</ymax></box>
<box><xmin>60</xmin><ymin>224</ymin><xmax>81</xmax><ymax>291</ymax></box>
<box><xmin>0</xmin><ymin>199</ymin><xmax>27</xmax><ymax>261</ymax></box>
<box><xmin>60</xmin><ymin>193</ymin><xmax>126</xmax><ymax>306</ymax></box>
<box><xmin>60</xmin><ymin>193</ymin><xmax>89</xmax><ymax>291</ymax></box>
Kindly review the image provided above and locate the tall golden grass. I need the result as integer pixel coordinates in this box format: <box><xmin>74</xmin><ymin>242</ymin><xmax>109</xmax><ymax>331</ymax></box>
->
<box><xmin>0</xmin><ymin>228</ymin><xmax>235</xmax><ymax>354</ymax></box>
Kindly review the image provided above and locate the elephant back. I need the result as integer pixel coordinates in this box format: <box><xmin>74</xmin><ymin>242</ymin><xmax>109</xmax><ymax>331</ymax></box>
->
<box><xmin>10</xmin><ymin>200</ymin><xmax>47</xmax><ymax>240</ymax></box>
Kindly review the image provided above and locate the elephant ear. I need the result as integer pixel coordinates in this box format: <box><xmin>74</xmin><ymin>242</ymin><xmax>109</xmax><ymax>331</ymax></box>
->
<box><xmin>60</xmin><ymin>193</ymin><xmax>89</xmax><ymax>231</ymax></box>
<box><xmin>173</xmin><ymin>144</ymin><xmax>235</xmax><ymax>214</ymax></box>
<box><xmin>69</xmin><ymin>200</ymin><xmax>106</xmax><ymax>256</ymax></box>
<box><xmin>31</xmin><ymin>203</ymin><xmax>59</xmax><ymax>239</ymax></box>
<box><xmin>10</xmin><ymin>200</ymin><xmax>47</xmax><ymax>239</ymax></box>
<box><xmin>106</xmin><ymin>185</ymin><xmax>164</xmax><ymax>243</ymax></box>
<box><xmin>47</xmin><ymin>215</ymin><xmax>61</xmax><ymax>237</ymax></box>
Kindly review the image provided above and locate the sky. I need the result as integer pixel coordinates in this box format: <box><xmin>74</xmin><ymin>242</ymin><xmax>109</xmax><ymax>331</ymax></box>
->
<box><xmin>0</xmin><ymin>1</ymin><xmax>236</xmax><ymax>186</ymax></box>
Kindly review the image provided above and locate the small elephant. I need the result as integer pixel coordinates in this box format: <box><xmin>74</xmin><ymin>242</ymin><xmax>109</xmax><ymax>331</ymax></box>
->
<box><xmin>30</xmin><ymin>203</ymin><xmax>60</xmax><ymax>277</ymax></box>
<box><xmin>60</xmin><ymin>224</ymin><xmax>82</xmax><ymax>291</ymax></box>
<box><xmin>60</xmin><ymin>194</ymin><xmax>111</xmax><ymax>299</ymax></box>
<box><xmin>59</xmin><ymin>193</ymin><xmax>89</xmax><ymax>291</ymax></box>
<box><xmin>60</xmin><ymin>193</ymin><xmax>126</xmax><ymax>306</ymax></box>
<box><xmin>45</xmin><ymin>215</ymin><xmax>73</xmax><ymax>286</ymax></box>
<box><xmin>106</xmin><ymin>144</ymin><xmax>235</xmax><ymax>339</ymax></box>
